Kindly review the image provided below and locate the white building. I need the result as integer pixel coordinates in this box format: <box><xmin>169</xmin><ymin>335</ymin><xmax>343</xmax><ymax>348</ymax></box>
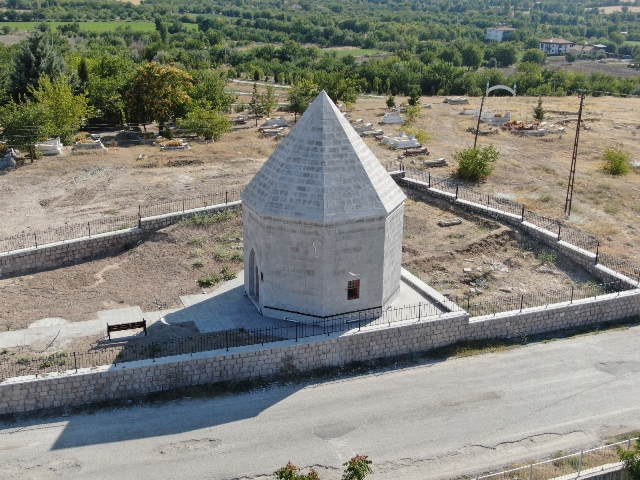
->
<box><xmin>539</xmin><ymin>38</ymin><xmax>574</xmax><ymax>55</ymax></box>
<box><xmin>486</xmin><ymin>25</ymin><xmax>516</xmax><ymax>42</ymax></box>
<box><xmin>241</xmin><ymin>91</ymin><xmax>406</xmax><ymax>322</ymax></box>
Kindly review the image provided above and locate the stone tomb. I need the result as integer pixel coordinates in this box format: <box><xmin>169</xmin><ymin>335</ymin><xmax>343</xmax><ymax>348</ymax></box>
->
<box><xmin>241</xmin><ymin>91</ymin><xmax>406</xmax><ymax>322</ymax></box>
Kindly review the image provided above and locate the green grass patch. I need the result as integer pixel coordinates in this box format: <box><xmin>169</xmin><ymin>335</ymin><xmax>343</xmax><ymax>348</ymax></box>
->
<box><xmin>181</xmin><ymin>208</ymin><xmax>240</xmax><ymax>227</ymax></box>
<box><xmin>322</xmin><ymin>47</ymin><xmax>389</xmax><ymax>58</ymax></box>
<box><xmin>0</xmin><ymin>21</ymin><xmax>158</xmax><ymax>32</ymax></box>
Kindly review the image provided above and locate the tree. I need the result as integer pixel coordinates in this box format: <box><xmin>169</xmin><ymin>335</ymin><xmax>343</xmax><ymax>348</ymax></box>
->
<box><xmin>178</xmin><ymin>106</ymin><xmax>232</xmax><ymax>141</ymax></box>
<box><xmin>124</xmin><ymin>62</ymin><xmax>193</xmax><ymax>135</ymax></box>
<box><xmin>521</xmin><ymin>48</ymin><xmax>546</xmax><ymax>65</ymax></box>
<box><xmin>454</xmin><ymin>145</ymin><xmax>499</xmax><ymax>181</ymax></box>
<box><xmin>386</xmin><ymin>95</ymin><xmax>395</xmax><ymax>108</ymax></box>
<box><xmin>494</xmin><ymin>43</ymin><xmax>518</xmax><ymax>67</ymax></box>
<box><xmin>274</xmin><ymin>462</ymin><xmax>320</xmax><ymax>480</ymax></box>
<box><xmin>288</xmin><ymin>79</ymin><xmax>316</xmax><ymax>121</ymax></box>
<box><xmin>0</xmin><ymin>99</ymin><xmax>48</xmax><ymax>162</ymax></box>
<box><xmin>274</xmin><ymin>456</ymin><xmax>372</xmax><ymax>480</ymax></box>
<box><xmin>532</xmin><ymin>96</ymin><xmax>545</xmax><ymax>121</ymax></box>
<box><xmin>248</xmin><ymin>82</ymin><xmax>262</xmax><ymax>127</ymax></box>
<box><xmin>618</xmin><ymin>441</ymin><xmax>640</xmax><ymax>480</ymax></box>
<box><xmin>260</xmin><ymin>85</ymin><xmax>278</xmax><ymax>118</ymax></box>
<box><xmin>9</xmin><ymin>29</ymin><xmax>66</xmax><ymax>99</ymax></box>
<box><xmin>407</xmin><ymin>86</ymin><xmax>421</xmax><ymax>106</ymax></box>
<box><xmin>461</xmin><ymin>44</ymin><xmax>483</xmax><ymax>70</ymax></box>
<box><xmin>314</xmin><ymin>71</ymin><xmax>360</xmax><ymax>105</ymax></box>
<box><xmin>30</xmin><ymin>75</ymin><xmax>92</xmax><ymax>144</ymax></box>
<box><xmin>77</xmin><ymin>57</ymin><xmax>89</xmax><ymax>92</ymax></box>
<box><xmin>342</xmin><ymin>455</ymin><xmax>373</xmax><ymax>480</ymax></box>
<box><xmin>565</xmin><ymin>52</ymin><xmax>576</xmax><ymax>64</ymax></box>
<box><xmin>601</xmin><ymin>146</ymin><xmax>630</xmax><ymax>175</ymax></box>
<box><xmin>190</xmin><ymin>69</ymin><xmax>235</xmax><ymax>112</ymax></box>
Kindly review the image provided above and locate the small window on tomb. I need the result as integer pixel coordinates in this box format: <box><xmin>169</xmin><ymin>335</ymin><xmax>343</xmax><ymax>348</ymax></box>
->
<box><xmin>347</xmin><ymin>280</ymin><xmax>360</xmax><ymax>300</ymax></box>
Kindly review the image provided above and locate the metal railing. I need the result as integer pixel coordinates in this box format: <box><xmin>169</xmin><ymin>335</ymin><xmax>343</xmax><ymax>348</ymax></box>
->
<box><xmin>476</xmin><ymin>437</ymin><xmax>637</xmax><ymax>480</ymax></box>
<box><xmin>390</xmin><ymin>164</ymin><xmax>637</xmax><ymax>279</ymax></box>
<box><xmin>0</xmin><ymin>300</ymin><xmax>444</xmax><ymax>379</ymax></box>
<box><xmin>0</xmin><ymin>215</ymin><xmax>140</xmax><ymax>253</ymax></box>
<box><xmin>451</xmin><ymin>281</ymin><xmax>630</xmax><ymax>317</ymax></box>
<box><xmin>0</xmin><ymin>190</ymin><xmax>242</xmax><ymax>254</ymax></box>
<box><xmin>139</xmin><ymin>190</ymin><xmax>242</xmax><ymax>218</ymax></box>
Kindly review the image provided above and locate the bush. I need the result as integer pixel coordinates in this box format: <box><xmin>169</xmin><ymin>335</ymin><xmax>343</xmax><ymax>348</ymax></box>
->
<box><xmin>602</xmin><ymin>146</ymin><xmax>630</xmax><ymax>175</ymax></box>
<box><xmin>618</xmin><ymin>441</ymin><xmax>640</xmax><ymax>480</ymax></box>
<box><xmin>454</xmin><ymin>145</ymin><xmax>499</xmax><ymax>181</ymax></box>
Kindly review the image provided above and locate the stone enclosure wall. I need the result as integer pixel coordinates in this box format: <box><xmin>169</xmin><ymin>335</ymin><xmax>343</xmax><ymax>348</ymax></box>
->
<box><xmin>1</xmin><ymin>175</ymin><xmax>639</xmax><ymax>415</ymax></box>
<box><xmin>2</xmin><ymin>285</ymin><xmax>639</xmax><ymax>415</ymax></box>
<box><xmin>0</xmin><ymin>201</ymin><xmax>241</xmax><ymax>278</ymax></box>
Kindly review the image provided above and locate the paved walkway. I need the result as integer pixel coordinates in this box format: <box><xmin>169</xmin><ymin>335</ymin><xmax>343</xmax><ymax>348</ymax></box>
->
<box><xmin>0</xmin><ymin>271</ymin><xmax>442</xmax><ymax>350</ymax></box>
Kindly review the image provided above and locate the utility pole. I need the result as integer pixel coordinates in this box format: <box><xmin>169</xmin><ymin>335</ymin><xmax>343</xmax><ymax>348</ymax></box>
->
<box><xmin>564</xmin><ymin>90</ymin><xmax>585</xmax><ymax>216</ymax></box>
<box><xmin>474</xmin><ymin>82</ymin><xmax>489</xmax><ymax>148</ymax></box>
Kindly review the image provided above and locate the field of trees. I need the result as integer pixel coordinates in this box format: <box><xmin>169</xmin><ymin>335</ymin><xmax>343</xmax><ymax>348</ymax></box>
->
<box><xmin>0</xmin><ymin>0</ymin><xmax>639</xmax><ymax>157</ymax></box>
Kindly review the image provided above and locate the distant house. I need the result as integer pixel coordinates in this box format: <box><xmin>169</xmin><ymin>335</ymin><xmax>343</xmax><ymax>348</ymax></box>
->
<box><xmin>569</xmin><ymin>44</ymin><xmax>607</xmax><ymax>58</ymax></box>
<box><xmin>539</xmin><ymin>38</ymin><xmax>575</xmax><ymax>55</ymax></box>
<box><xmin>487</xmin><ymin>24</ymin><xmax>516</xmax><ymax>42</ymax></box>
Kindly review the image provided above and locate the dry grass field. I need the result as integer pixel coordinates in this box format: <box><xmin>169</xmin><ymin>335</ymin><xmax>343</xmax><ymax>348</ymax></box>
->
<box><xmin>2</xmin><ymin>90</ymin><xmax>637</xmax><ymax>334</ymax></box>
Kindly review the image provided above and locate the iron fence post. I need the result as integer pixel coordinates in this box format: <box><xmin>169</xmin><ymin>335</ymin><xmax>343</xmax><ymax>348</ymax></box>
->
<box><xmin>295</xmin><ymin>322</ymin><xmax>298</xmax><ymax>342</ymax></box>
<box><xmin>226</xmin><ymin>191</ymin><xmax>228</xmax><ymax>204</ymax></box>
<box><xmin>428</xmin><ymin>172</ymin><xmax>431</xmax><ymax>188</ymax></box>
<box><xmin>570</xmin><ymin>286</ymin><xmax>574</xmax><ymax>304</ymax></box>
<box><xmin>521</xmin><ymin>205</ymin><xmax>525</xmax><ymax>222</ymax></box>
<box><xmin>226</xmin><ymin>331</ymin><xmax>229</xmax><ymax>351</ymax></box>
<box><xmin>529</xmin><ymin>463</ymin><xmax>533</xmax><ymax>480</ymax></box>
<box><xmin>455</xmin><ymin>185</ymin><xmax>459</xmax><ymax>199</ymax></box>
<box><xmin>418</xmin><ymin>302</ymin><xmax>421</xmax><ymax>321</ymax></box>
<box><xmin>88</xmin><ymin>222</ymin><xmax>91</xmax><ymax>237</ymax></box>
<box><xmin>74</xmin><ymin>352</ymin><xmax>77</xmax><ymax>373</ymax></box>
<box><xmin>34</xmin><ymin>233</ymin><xmax>38</xmax><ymax>248</ymax></box>
<box><xmin>557</xmin><ymin>224</ymin><xmax>561</xmax><ymax>241</ymax></box>
<box><xmin>595</xmin><ymin>241</ymin><xmax>599</xmax><ymax>264</ymax></box>
<box><xmin>466</xmin><ymin>296</ymin><xmax>470</xmax><ymax>311</ymax></box>
<box><xmin>520</xmin><ymin>294</ymin><xmax>524</xmax><ymax>312</ymax></box>
<box><xmin>578</xmin><ymin>450</ymin><xmax>583</xmax><ymax>476</ymax></box>
<box><xmin>182</xmin><ymin>199</ymin><xmax>185</xmax><ymax>212</ymax></box>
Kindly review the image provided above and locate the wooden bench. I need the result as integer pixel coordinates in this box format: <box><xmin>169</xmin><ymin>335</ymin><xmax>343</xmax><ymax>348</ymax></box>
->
<box><xmin>107</xmin><ymin>319</ymin><xmax>147</xmax><ymax>340</ymax></box>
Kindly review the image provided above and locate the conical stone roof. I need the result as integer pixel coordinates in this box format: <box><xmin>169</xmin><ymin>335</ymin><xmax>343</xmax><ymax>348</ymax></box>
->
<box><xmin>241</xmin><ymin>91</ymin><xmax>405</xmax><ymax>223</ymax></box>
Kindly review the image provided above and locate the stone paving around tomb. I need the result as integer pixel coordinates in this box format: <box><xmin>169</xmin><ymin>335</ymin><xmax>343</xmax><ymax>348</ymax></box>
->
<box><xmin>0</xmin><ymin>271</ymin><xmax>442</xmax><ymax>351</ymax></box>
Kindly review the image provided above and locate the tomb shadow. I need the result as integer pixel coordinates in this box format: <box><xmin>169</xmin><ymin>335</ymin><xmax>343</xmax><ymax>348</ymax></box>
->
<box><xmin>47</xmin><ymin>382</ymin><xmax>303</xmax><ymax>450</ymax></box>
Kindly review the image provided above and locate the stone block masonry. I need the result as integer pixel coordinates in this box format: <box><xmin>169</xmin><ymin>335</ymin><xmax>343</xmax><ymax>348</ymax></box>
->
<box><xmin>0</xmin><ymin>311</ymin><xmax>469</xmax><ymax>415</ymax></box>
<box><xmin>0</xmin><ymin>202</ymin><xmax>241</xmax><ymax>278</ymax></box>
<box><xmin>2</xmin><ymin>286</ymin><xmax>639</xmax><ymax>415</ymax></box>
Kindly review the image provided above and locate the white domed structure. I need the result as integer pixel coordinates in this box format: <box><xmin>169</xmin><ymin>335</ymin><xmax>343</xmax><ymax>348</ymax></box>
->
<box><xmin>241</xmin><ymin>91</ymin><xmax>406</xmax><ymax>321</ymax></box>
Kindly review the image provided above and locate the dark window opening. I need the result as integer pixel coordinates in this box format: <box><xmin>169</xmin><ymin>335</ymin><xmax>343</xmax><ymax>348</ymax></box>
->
<box><xmin>347</xmin><ymin>279</ymin><xmax>360</xmax><ymax>300</ymax></box>
<box><xmin>260</xmin><ymin>272</ymin><xmax>264</xmax><ymax>281</ymax></box>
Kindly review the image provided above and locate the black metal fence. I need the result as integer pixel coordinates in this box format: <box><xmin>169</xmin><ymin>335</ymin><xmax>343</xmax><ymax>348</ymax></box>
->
<box><xmin>399</xmin><ymin>165</ymin><xmax>599</xmax><ymax>251</ymax></box>
<box><xmin>451</xmin><ymin>280</ymin><xmax>629</xmax><ymax>317</ymax></box>
<box><xmin>0</xmin><ymin>190</ymin><xmax>242</xmax><ymax>254</ymax></box>
<box><xmin>0</xmin><ymin>215</ymin><xmax>140</xmax><ymax>253</ymax></box>
<box><xmin>139</xmin><ymin>190</ymin><xmax>242</xmax><ymax>218</ymax></box>
<box><xmin>599</xmin><ymin>252</ymin><xmax>640</xmax><ymax>283</ymax></box>
<box><xmin>0</xmin><ymin>301</ymin><xmax>445</xmax><ymax>378</ymax></box>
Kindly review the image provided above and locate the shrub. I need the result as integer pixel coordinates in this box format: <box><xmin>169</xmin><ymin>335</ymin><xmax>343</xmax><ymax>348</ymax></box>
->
<box><xmin>220</xmin><ymin>266</ymin><xmax>237</xmax><ymax>281</ymax></box>
<box><xmin>198</xmin><ymin>273</ymin><xmax>221</xmax><ymax>287</ymax></box>
<box><xmin>385</xmin><ymin>95</ymin><xmax>395</xmax><ymax>108</ymax></box>
<box><xmin>602</xmin><ymin>146</ymin><xmax>630</xmax><ymax>175</ymax></box>
<box><xmin>533</xmin><ymin>96</ymin><xmax>545</xmax><ymax>121</ymax></box>
<box><xmin>618</xmin><ymin>441</ymin><xmax>640</xmax><ymax>480</ymax></box>
<box><xmin>454</xmin><ymin>145</ymin><xmax>499</xmax><ymax>181</ymax></box>
<box><xmin>537</xmin><ymin>250</ymin><xmax>557</xmax><ymax>265</ymax></box>
<box><xmin>403</xmin><ymin>127</ymin><xmax>432</xmax><ymax>144</ymax></box>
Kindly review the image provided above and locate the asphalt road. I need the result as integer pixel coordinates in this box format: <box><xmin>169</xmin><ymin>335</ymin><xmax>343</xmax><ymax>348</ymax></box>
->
<box><xmin>1</xmin><ymin>325</ymin><xmax>639</xmax><ymax>480</ymax></box>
